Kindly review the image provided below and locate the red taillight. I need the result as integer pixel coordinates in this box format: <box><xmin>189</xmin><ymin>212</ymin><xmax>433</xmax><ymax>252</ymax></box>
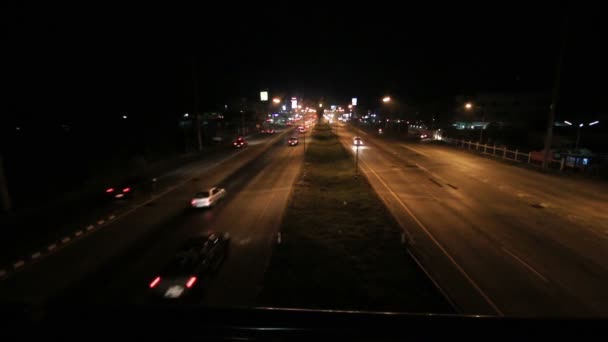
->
<box><xmin>122</xmin><ymin>187</ymin><xmax>131</xmax><ymax>193</ymax></box>
<box><xmin>106</xmin><ymin>188</ymin><xmax>114</xmax><ymax>193</ymax></box>
<box><xmin>186</xmin><ymin>276</ymin><xmax>197</xmax><ymax>288</ymax></box>
<box><xmin>149</xmin><ymin>276</ymin><xmax>161</xmax><ymax>288</ymax></box>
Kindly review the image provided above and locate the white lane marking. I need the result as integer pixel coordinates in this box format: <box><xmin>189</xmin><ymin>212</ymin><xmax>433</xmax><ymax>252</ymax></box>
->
<box><xmin>109</xmin><ymin>215</ymin><xmax>116</xmax><ymax>220</ymax></box>
<box><xmin>86</xmin><ymin>225</ymin><xmax>95</xmax><ymax>231</ymax></box>
<box><xmin>48</xmin><ymin>244</ymin><xmax>57</xmax><ymax>251</ymax></box>
<box><xmin>13</xmin><ymin>260</ymin><xmax>25</xmax><ymax>269</ymax></box>
<box><xmin>358</xmin><ymin>158</ymin><xmax>504</xmax><ymax>316</ymax></box>
<box><xmin>501</xmin><ymin>247</ymin><xmax>549</xmax><ymax>283</ymax></box>
<box><xmin>97</xmin><ymin>220</ymin><xmax>105</xmax><ymax>225</ymax></box>
<box><xmin>74</xmin><ymin>230</ymin><xmax>83</xmax><ymax>237</ymax></box>
<box><xmin>31</xmin><ymin>252</ymin><xmax>41</xmax><ymax>259</ymax></box>
<box><xmin>61</xmin><ymin>237</ymin><xmax>71</xmax><ymax>243</ymax></box>
<box><xmin>0</xmin><ymin>270</ymin><xmax>6</xmax><ymax>277</ymax></box>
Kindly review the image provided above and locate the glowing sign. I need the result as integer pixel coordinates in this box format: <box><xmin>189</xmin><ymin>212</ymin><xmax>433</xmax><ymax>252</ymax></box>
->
<box><xmin>260</xmin><ymin>91</ymin><xmax>268</xmax><ymax>101</ymax></box>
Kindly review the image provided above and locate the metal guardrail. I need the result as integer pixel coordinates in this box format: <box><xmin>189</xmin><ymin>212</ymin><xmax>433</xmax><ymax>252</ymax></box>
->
<box><xmin>442</xmin><ymin>137</ymin><xmax>567</xmax><ymax>171</ymax></box>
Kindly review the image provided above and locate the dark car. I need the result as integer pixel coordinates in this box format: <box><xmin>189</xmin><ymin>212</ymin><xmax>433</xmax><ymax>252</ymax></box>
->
<box><xmin>233</xmin><ymin>137</ymin><xmax>248</xmax><ymax>148</ymax></box>
<box><xmin>263</xmin><ymin>128</ymin><xmax>275</xmax><ymax>134</ymax></box>
<box><xmin>287</xmin><ymin>137</ymin><xmax>299</xmax><ymax>146</ymax></box>
<box><xmin>104</xmin><ymin>181</ymin><xmax>136</xmax><ymax>200</ymax></box>
<box><xmin>149</xmin><ymin>233</ymin><xmax>230</xmax><ymax>300</ymax></box>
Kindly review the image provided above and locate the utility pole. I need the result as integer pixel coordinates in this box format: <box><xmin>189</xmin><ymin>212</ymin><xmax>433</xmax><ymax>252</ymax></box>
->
<box><xmin>192</xmin><ymin>57</ymin><xmax>203</xmax><ymax>152</ymax></box>
<box><xmin>0</xmin><ymin>153</ymin><xmax>12</xmax><ymax>212</ymax></box>
<box><xmin>355</xmin><ymin>142</ymin><xmax>360</xmax><ymax>175</ymax></box>
<box><xmin>542</xmin><ymin>17</ymin><xmax>568</xmax><ymax>170</ymax></box>
<box><xmin>479</xmin><ymin>110</ymin><xmax>485</xmax><ymax>143</ymax></box>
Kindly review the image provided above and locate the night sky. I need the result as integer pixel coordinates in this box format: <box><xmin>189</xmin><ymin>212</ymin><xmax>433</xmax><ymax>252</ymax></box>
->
<box><xmin>4</xmin><ymin>6</ymin><xmax>607</xmax><ymax>124</ymax></box>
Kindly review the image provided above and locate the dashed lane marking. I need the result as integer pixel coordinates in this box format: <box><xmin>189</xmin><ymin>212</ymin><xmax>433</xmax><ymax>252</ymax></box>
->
<box><xmin>61</xmin><ymin>237</ymin><xmax>71</xmax><ymax>243</ymax></box>
<box><xmin>74</xmin><ymin>230</ymin><xmax>83</xmax><ymax>237</ymax></box>
<box><xmin>48</xmin><ymin>244</ymin><xmax>57</xmax><ymax>251</ymax></box>
<box><xmin>31</xmin><ymin>252</ymin><xmax>41</xmax><ymax>259</ymax></box>
<box><xmin>13</xmin><ymin>261</ymin><xmax>25</xmax><ymax>269</ymax></box>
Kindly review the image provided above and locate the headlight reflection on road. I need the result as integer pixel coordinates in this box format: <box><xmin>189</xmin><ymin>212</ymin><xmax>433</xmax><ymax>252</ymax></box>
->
<box><xmin>350</xmin><ymin>145</ymin><xmax>369</xmax><ymax>152</ymax></box>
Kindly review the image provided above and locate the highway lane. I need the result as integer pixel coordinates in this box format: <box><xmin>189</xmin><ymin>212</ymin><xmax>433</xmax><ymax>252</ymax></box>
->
<box><xmin>339</xmin><ymin>123</ymin><xmax>608</xmax><ymax>316</ymax></box>
<box><xmin>0</xmin><ymin>129</ymin><xmax>293</xmax><ymax>304</ymax></box>
<box><xmin>53</xmin><ymin>130</ymin><xmax>305</xmax><ymax>307</ymax></box>
<box><xmin>0</xmin><ymin>134</ymin><xmax>266</xmax><ymax>269</ymax></box>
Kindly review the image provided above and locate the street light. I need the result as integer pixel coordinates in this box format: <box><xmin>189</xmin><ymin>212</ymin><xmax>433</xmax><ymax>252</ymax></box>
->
<box><xmin>272</xmin><ymin>98</ymin><xmax>281</xmax><ymax>104</ymax></box>
<box><xmin>319</xmin><ymin>103</ymin><xmax>323</xmax><ymax>108</ymax></box>
<box><xmin>465</xmin><ymin>102</ymin><xmax>485</xmax><ymax>143</ymax></box>
<box><xmin>564</xmin><ymin>120</ymin><xmax>600</xmax><ymax>149</ymax></box>
<box><xmin>382</xmin><ymin>96</ymin><xmax>391</xmax><ymax>103</ymax></box>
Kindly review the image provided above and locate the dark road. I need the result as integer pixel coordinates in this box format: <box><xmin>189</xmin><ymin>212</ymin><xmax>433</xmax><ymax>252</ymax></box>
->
<box><xmin>0</xmin><ymin>128</ymin><xmax>304</xmax><ymax>307</ymax></box>
<box><xmin>339</xmin><ymin>123</ymin><xmax>608</xmax><ymax>316</ymax></box>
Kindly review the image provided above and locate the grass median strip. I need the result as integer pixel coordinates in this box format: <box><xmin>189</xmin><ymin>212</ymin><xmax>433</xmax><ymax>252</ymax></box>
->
<box><xmin>261</xmin><ymin>123</ymin><xmax>452</xmax><ymax>313</ymax></box>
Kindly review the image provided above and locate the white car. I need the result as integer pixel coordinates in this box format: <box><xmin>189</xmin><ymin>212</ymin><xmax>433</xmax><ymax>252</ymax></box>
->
<box><xmin>191</xmin><ymin>187</ymin><xmax>226</xmax><ymax>208</ymax></box>
<box><xmin>353</xmin><ymin>137</ymin><xmax>363</xmax><ymax>145</ymax></box>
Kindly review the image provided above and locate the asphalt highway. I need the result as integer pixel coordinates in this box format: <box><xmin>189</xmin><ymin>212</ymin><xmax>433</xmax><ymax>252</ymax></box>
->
<box><xmin>0</xmin><ymin>128</ymin><xmax>304</xmax><ymax>308</ymax></box>
<box><xmin>339</xmin><ymin>123</ymin><xmax>608</xmax><ymax>317</ymax></box>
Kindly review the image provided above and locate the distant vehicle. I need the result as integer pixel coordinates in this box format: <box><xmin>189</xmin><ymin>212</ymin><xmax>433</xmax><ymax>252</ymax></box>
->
<box><xmin>378</xmin><ymin>128</ymin><xmax>383</xmax><ymax>135</ymax></box>
<box><xmin>148</xmin><ymin>233</ymin><xmax>231</xmax><ymax>300</ymax></box>
<box><xmin>233</xmin><ymin>137</ymin><xmax>248</xmax><ymax>148</ymax></box>
<box><xmin>191</xmin><ymin>187</ymin><xmax>226</xmax><ymax>208</ymax></box>
<box><xmin>353</xmin><ymin>137</ymin><xmax>363</xmax><ymax>145</ymax></box>
<box><xmin>105</xmin><ymin>181</ymin><xmax>135</xmax><ymax>200</ymax></box>
<box><xmin>263</xmin><ymin>128</ymin><xmax>275</xmax><ymax>134</ymax></box>
<box><xmin>298</xmin><ymin>126</ymin><xmax>306</xmax><ymax>133</ymax></box>
<box><xmin>287</xmin><ymin>137</ymin><xmax>299</xmax><ymax>146</ymax></box>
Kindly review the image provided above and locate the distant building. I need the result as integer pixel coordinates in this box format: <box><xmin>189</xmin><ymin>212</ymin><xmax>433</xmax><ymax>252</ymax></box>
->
<box><xmin>453</xmin><ymin>92</ymin><xmax>551</xmax><ymax>126</ymax></box>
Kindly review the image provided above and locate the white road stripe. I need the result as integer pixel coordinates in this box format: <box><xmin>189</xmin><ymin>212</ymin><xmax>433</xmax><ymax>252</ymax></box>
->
<box><xmin>61</xmin><ymin>237</ymin><xmax>71</xmax><ymax>243</ymax></box>
<box><xmin>86</xmin><ymin>225</ymin><xmax>95</xmax><ymax>231</ymax></box>
<box><xmin>502</xmin><ymin>247</ymin><xmax>549</xmax><ymax>283</ymax></box>
<box><xmin>109</xmin><ymin>215</ymin><xmax>116</xmax><ymax>220</ymax></box>
<box><xmin>13</xmin><ymin>260</ymin><xmax>25</xmax><ymax>269</ymax></box>
<box><xmin>31</xmin><ymin>252</ymin><xmax>41</xmax><ymax>259</ymax></box>
<box><xmin>48</xmin><ymin>244</ymin><xmax>57</xmax><ymax>251</ymax></box>
<box><xmin>74</xmin><ymin>230</ymin><xmax>83</xmax><ymax>237</ymax></box>
<box><xmin>97</xmin><ymin>220</ymin><xmax>105</xmax><ymax>225</ymax></box>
